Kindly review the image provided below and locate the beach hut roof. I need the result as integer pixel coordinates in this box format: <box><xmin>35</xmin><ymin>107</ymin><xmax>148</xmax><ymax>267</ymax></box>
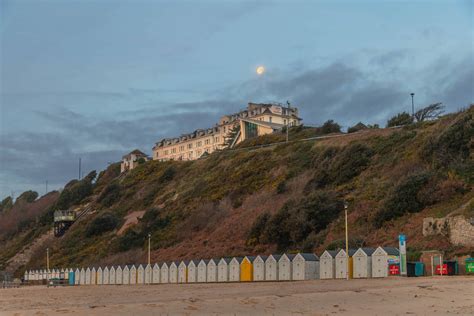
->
<box><xmin>244</xmin><ymin>256</ymin><xmax>257</xmax><ymax>262</ymax></box>
<box><xmin>232</xmin><ymin>257</ymin><xmax>244</xmax><ymax>263</ymax></box>
<box><xmin>323</xmin><ymin>250</ymin><xmax>338</xmax><ymax>257</ymax></box>
<box><xmin>219</xmin><ymin>258</ymin><xmax>232</xmax><ymax>264</ymax></box>
<box><xmin>359</xmin><ymin>248</ymin><xmax>376</xmax><ymax>256</ymax></box>
<box><xmin>382</xmin><ymin>247</ymin><xmax>400</xmax><ymax>256</ymax></box>
<box><xmin>270</xmin><ymin>254</ymin><xmax>282</xmax><ymax>261</ymax></box>
<box><xmin>297</xmin><ymin>253</ymin><xmax>319</xmax><ymax>261</ymax></box>
<box><xmin>256</xmin><ymin>255</ymin><xmax>268</xmax><ymax>261</ymax></box>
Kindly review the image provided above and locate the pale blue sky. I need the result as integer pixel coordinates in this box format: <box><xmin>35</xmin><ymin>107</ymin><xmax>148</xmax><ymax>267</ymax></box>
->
<box><xmin>0</xmin><ymin>0</ymin><xmax>473</xmax><ymax>198</ymax></box>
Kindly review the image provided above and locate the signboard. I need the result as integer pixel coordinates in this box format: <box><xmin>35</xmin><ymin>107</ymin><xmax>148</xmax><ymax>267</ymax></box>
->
<box><xmin>435</xmin><ymin>264</ymin><xmax>448</xmax><ymax>275</ymax></box>
<box><xmin>270</xmin><ymin>105</ymin><xmax>283</xmax><ymax>115</ymax></box>
<box><xmin>399</xmin><ymin>234</ymin><xmax>407</xmax><ymax>276</ymax></box>
<box><xmin>389</xmin><ymin>264</ymin><xmax>400</xmax><ymax>275</ymax></box>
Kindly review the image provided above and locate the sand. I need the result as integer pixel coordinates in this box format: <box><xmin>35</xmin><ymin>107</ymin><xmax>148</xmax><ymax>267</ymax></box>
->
<box><xmin>1</xmin><ymin>276</ymin><xmax>472</xmax><ymax>315</ymax></box>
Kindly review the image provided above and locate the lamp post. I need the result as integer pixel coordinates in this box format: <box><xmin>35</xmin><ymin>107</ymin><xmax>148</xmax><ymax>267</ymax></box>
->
<box><xmin>147</xmin><ymin>233</ymin><xmax>151</xmax><ymax>266</ymax></box>
<box><xmin>46</xmin><ymin>248</ymin><xmax>50</xmax><ymax>285</ymax></box>
<box><xmin>344</xmin><ymin>201</ymin><xmax>349</xmax><ymax>280</ymax></box>
<box><xmin>410</xmin><ymin>93</ymin><xmax>415</xmax><ymax>119</ymax></box>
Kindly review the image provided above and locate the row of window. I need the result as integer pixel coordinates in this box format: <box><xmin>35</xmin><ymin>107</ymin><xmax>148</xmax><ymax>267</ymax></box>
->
<box><xmin>160</xmin><ymin>137</ymin><xmax>221</xmax><ymax>156</ymax></box>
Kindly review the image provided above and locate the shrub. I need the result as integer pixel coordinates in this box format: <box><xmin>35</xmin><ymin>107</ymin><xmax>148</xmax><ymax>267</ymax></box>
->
<box><xmin>16</xmin><ymin>191</ymin><xmax>38</xmax><ymax>204</ymax></box>
<box><xmin>0</xmin><ymin>197</ymin><xmax>13</xmax><ymax>212</ymax></box>
<box><xmin>387</xmin><ymin>112</ymin><xmax>413</xmax><ymax>127</ymax></box>
<box><xmin>55</xmin><ymin>176</ymin><xmax>94</xmax><ymax>209</ymax></box>
<box><xmin>374</xmin><ymin>172</ymin><xmax>432</xmax><ymax>227</ymax></box>
<box><xmin>116</xmin><ymin>228</ymin><xmax>145</xmax><ymax>252</ymax></box>
<box><xmin>98</xmin><ymin>183</ymin><xmax>121</xmax><ymax>207</ymax></box>
<box><xmin>85</xmin><ymin>212</ymin><xmax>120</xmax><ymax>237</ymax></box>
<box><xmin>331</xmin><ymin>144</ymin><xmax>373</xmax><ymax>185</ymax></box>
<box><xmin>247</xmin><ymin>212</ymin><xmax>271</xmax><ymax>246</ymax></box>
<box><xmin>321</xmin><ymin>120</ymin><xmax>341</xmax><ymax>134</ymax></box>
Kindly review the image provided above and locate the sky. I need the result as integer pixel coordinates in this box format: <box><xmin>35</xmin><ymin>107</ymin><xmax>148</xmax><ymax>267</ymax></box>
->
<box><xmin>0</xmin><ymin>0</ymin><xmax>473</xmax><ymax>199</ymax></box>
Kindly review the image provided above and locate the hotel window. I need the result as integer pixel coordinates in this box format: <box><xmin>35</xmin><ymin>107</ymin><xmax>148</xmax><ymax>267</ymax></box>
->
<box><xmin>269</xmin><ymin>116</ymin><xmax>272</xmax><ymax>123</ymax></box>
<box><xmin>172</xmin><ymin>148</ymin><xmax>176</xmax><ymax>153</ymax></box>
<box><xmin>197</xmin><ymin>141</ymin><xmax>202</xmax><ymax>147</ymax></box>
<box><xmin>223</xmin><ymin>126</ymin><xmax>226</xmax><ymax>133</ymax></box>
<box><xmin>214</xmin><ymin>136</ymin><xmax>219</xmax><ymax>143</ymax></box>
<box><xmin>205</xmin><ymin>139</ymin><xmax>210</xmax><ymax>145</ymax></box>
<box><xmin>188</xmin><ymin>143</ymin><xmax>192</xmax><ymax>149</ymax></box>
<box><xmin>188</xmin><ymin>151</ymin><xmax>193</xmax><ymax>158</ymax></box>
<box><xmin>180</xmin><ymin>145</ymin><xmax>184</xmax><ymax>152</ymax></box>
<box><xmin>164</xmin><ymin>150</ymin><xmax>168</xmax><ymax>155</ymax></box>
<box><xmin>284</xmin><ymin>119</ymin><xmax>287</xmax><ymax>125</ymax></box>
<box><xmin>155</xmin><ymin>152</ymin><xmax>159</xmax><ymax>158</ymax></box>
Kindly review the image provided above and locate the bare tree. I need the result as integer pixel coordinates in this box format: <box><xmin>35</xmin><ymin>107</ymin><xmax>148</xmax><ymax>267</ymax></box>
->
<box><xmin>414</xmin><ymin>103</ymin><xmax>445</xmax><ymax>122</ymax></box>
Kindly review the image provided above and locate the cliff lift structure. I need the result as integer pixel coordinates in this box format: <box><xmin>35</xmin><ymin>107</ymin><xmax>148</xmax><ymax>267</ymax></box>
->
<box><xmin>53</xmin><ymin>210</ymin><xmax>76</xmax><ymax>237</ymax></box>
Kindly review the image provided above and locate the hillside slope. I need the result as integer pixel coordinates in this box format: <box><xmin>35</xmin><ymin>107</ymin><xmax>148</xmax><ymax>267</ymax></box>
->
<box><xmin>1</xmin><ymin>106</ymin><xmax>473</xmax><ymax>275</ymax></box>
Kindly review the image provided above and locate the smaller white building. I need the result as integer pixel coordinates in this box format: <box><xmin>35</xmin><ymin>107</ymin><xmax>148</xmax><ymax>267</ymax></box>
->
<box><xmin>218</xmin><ymin>258</ymin><xmax>231</xmax><ymax>282</ymax></box>
<box><xmin>207</xmin><ymin>259</ymin><xmax>218</xmax><ymax>283</ymax></box>
<box><xmin>160</xmin><ymin>262</ymin><xmax>169</xmax><ymax>283</ymax></box>
<box><xmin>187</xmin><ymin>260</ymin><xmax>198</xmax><ymax>283</ymax></box>
<box><xmin>123</xmin><ymin>265</ymin><xmax>131</xmax><ymax>284</ymax></box>
<box><xmin>229</xmin><ymin>257</ymin><xmax>243</xmax><ymax>282</ymax></box>
<box><xmin>197</xmin><ymin>260</ymin><xmax>208</xmax><ymax>283</ymax></box>
<box><xmin>335</xmin><ymin>249</ymin><xmax>356</xmax><ymax>279</ymax></box>
<box><xmin>96</xmin><ymin>267</ymin><xmax>103</xmax><ymax>285</ymax></box>
<box><xmin>278</xmin><ymin>254</ymin><xmax>294</xmax><ymax>281</ymax></box>
<box><xmin>152</xmin><ymin>263</ymin><xmax>160</xmax><ymax>284</ymax></box>
<box><xmin>75</xmin><ymin>268</ymin><xmax>81</xmax><ymax>285</ymax></box>
<box><xmin>145</xmin><ymin>264</ymin><xmax>152</xmax><ymax>284</ymax></box>
<box><xmin>178</xmin><ymin>261</ymin><xmax>187</xmax><ymax>283</ymax></box>
<box><xmin>130</xmin><ymin>265</ymin><xmax>137</xmax><ymax>284</ymax></box>
<box><xmin>169</xmin><ymin>262</ymin><xmax>178</xmax><ymax>283</ymax></box>
<box><xmin>353</xmin><ymin>248</ymin><xmax>375</xmax><ymax>279</ymax></box>
<box><xmin>137</xmin><ymin>265</ymin><xmax>145</xmax><ymax>284</ymax></box>
<box><xmin>265</xmin><ymin>254</ymin><xmax>281</xmax><ymax>281</ymax></box>
<box><xmin>85</xmin><ymin>267</ymin><xmax>92</xmax><ymax>285</ymax></box>
<box><xmin>320</xmin><ymin>250</ymin><xmax>338</xmax><ymax>279</ymax></box>
<box><xmin>372</xmin><ymin>247</ymin><xmax>399</xmax><ymax>278</ymax></box>
<box><xmin>253</xmin><ymin>255</ymin><xmax>267</xmax><ymax>281</ymax></box>
<box><xmin>292</xmin><ymin>253</ymin><xmax>319</xmax><ymax>280</ymax></box>
<box><xmin>103</xmin><ymin>266</ymin><xmax>110</xmax><ymax>285</ymax></box>
<box><xmin>116</xmin><ymin>266</ymin><xmax>123</xmax><ymax>284</ymax></box>
<box><xmin>120</xmin><ymin>149</ymin><xmax>149</xmax><ymax>173</ymax></box>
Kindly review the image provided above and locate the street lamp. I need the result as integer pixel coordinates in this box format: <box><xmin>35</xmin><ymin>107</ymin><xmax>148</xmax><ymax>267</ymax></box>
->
<box><xmin>147</xmin><ymin>233</ymin><xmax>151</xmax><ymax>284</ymax></box>
<box><xmin>410</xmin><ymin>93</ymin><xmax>415</xmax><ymax>119</ymax></box>
<box><xmin>344</xmin><ymin>201</ymin><xmax>349</xmax><ymax>280</ymax></box>
<box><xmin>46</xmin><ymin>248</ymin><xmax>50</xmax><ymax>285</ymax></box>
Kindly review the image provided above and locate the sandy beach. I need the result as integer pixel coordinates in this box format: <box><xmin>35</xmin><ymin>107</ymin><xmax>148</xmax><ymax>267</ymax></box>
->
<box><xmin>1</xmin><ymin>276</ymin><xmax>472</xmax><ymax>315</ymax></box>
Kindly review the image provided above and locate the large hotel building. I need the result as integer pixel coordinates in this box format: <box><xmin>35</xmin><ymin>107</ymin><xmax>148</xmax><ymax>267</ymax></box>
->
<box><xmin>152</xmin><ymin>102</ymin><xmax>301</xmax><ymax>161</ymax></box>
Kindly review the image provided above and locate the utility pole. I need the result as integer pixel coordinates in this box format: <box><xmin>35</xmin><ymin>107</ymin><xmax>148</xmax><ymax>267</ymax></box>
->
<box><xmin>344</xmin><ymin>201</ymin><xmax>349</xmax><ymax>280</ymax></box>
<box><xmin>286</xmin><ymin>101</ymin><xmax>290</xmax><ymax>143</ymax></box>
<box><xmin>45</xmin><ymin>180</ymin><xmax>48</xmax><ymax>195</ymax></box>
<box><xmin>147</xmin><ymin>233</ymin><xmax>151</xmax><ymax>285</ymax></box>
<box><xmin>46</xmin><ymin>248</ymin><xmax>50</xmax><ymax>285</ymax></box>
<box><xmin>78</xmin><ymin>158</ymin><xmax>82</xmax><ymax>180</ymax></box>
<box><xmin>410</xmin><ymin>93</ymin><xmax>415</xmax><ymax>120</ymax></box>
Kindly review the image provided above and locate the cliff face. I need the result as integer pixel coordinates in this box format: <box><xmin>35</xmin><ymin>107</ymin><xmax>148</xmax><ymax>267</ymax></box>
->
<box><xmin>1</xmin><ymin>106</ymin><xmax>473</xmax><ymax>275</ymax></box>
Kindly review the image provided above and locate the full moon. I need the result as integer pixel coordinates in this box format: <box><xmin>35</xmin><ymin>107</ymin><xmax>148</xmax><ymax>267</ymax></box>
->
<box><xmin>256</xmin><ymin>66</ymin><xmax>265</xmax><ymax>75</ymax></box>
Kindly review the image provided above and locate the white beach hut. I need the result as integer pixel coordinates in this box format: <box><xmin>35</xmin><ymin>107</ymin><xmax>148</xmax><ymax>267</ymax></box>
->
<box><xmin>229</xmin><ymin>257</ymin><xmax>243</xmax><ymax>282</ymax></box>
<box><xmin>353</xmin><ymin>248</ymin><xmax>375</xmax><ymax>279</ymax></box>
<box><xmin>103</xmin><ymin>266</ymin><xmax>109</xmax><ymax>285</ymax></box>
<box><xmin>145</xmin><ymin>264</ymin><xmax>152</xmax><ymax>284</ymax></box>
<box><xmin>123</xmin><ymin>265</ymin><xmax>130</xmax><ymax>284</ymax></box>
<box><xmin>187</xmin><ymin>260</ymin><xmax>198</xmax><ymax>283</ymax></box>
<box><xmin>25</xmin><ymin>270</ymin><xmax>31</xmax><ymax>282</ymax></box>
<box><xmin>130</xmin><ymin>265</ymin><xmax>137</xmax><ymax>284</ymax></box>
<box><xmin>278</xmin><ymin>254</ymin><xmax>294</xmax><ymax>281</ymax></box>
<box><xmin>292</xmin><ymin>253</ymin><xmax>319</xmax><ymax>280</ymax></box>
<box><xmin>92</xmin><ymin>267</ymin><xmax>98</xmax><ymax>285</ymax></box>
<box><xmin>137</xmin><ymin>264</ymin><xmax>145</xmax><ymax>284</ymax></box>
<box><xmin>152</xmin><ymin>263</ymin><xmax>160</xmax><ymax>284</ymax></box>
<box><xmin>109</xmin><ymin>266</ymin><xmax>116</xmax><ymax>285</ymax></box>
<box><xmin>178</xmin><ymin>261</ymin><xmax>187</xmax><ymax>283</ymax></box>
<box><xmin>218</xmin><ymin>258</ymin><xmax>231</xmax><ymax>282</ymax></box>
<box><xmin>335</xmin><ymin>249</ymin><xmax>356</xmax><ymax>279</ymax></box>
<box><xmin>206</xmin><ymin>259</ymin><xmax>218</xmax><ymax>283</ymax></box>
<box><xmin>74</xmin><ymin>268</ymin><xmax>80</xmax><ymax>285</ymax></box>
<box><xmin>372</xmin><ymin>247</ymin><xmax>399</xmax><ymax>278</ymax></box>
<box><xmin>197</xmin><ymin>259</ymin><xmax>208</xmax><ymax>283</ymax></box>
<box><xmin>253</xmin><ymin>255</ymin><xmax>267</xmax><ymax>281</ymax></box>
<box><xmin>320</xmin><ymin>250</ymin><xmax>338</xmax><ymax>279</ymax></box>
<box><xmin>265</xmin><ymin>254</ymin><xmax>281</xmax><ymax>281</ymax></box>
<box><xmin>85</xmin><ymin>267</ymin><xmax>92</xmax><ymax>285</ymax></box>
<box><xmin>116</xmin><ymin>266</ymin><xmax>123</xmax><ymax>284</ymax></box>
<box><xmin>169</xmin><ymin>262</ymin><xmax>178</xmax><ymax>283</ymax></box>
<box><xmin>97</xmin><ymin>267</ymin><xmax>103</xmax><ymax>285</ymax></box>
<box><xmin>160</xmin><ymin>262</ymin><xmax>169</xmax><ymax>283</ymax></box>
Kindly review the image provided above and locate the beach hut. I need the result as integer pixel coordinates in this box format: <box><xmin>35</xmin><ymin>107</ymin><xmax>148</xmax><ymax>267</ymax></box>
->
<box><xmin>74</xmin><ymin>268</ymin><xmax>80</xmax><ymax>285</ymax></box>
<box><xmin>79</xmin><ymin>268</ymin><xmax>86</xmax><ymax>285</ymax></box>
<box><xmin>169</xmin><ymin>262</ymin><xmax>178</xmax><ymax>283</ymax></box>
<box><xmin>197</xmin><ymin>260</ymin><xmax>208</xmax><ymax>283</ymax></box>
<box><xmin>229</xmin><ymin>257</ymin><xmax>243</xmax><ymax>282</ymax></box>
<box><xmin>85</xmin><ymin>267</ymin><xmax>92</xmax><ymax>285</ymax></box>
<box><xmin>116</xmin><ymin>266</ymin><xmax>123</xmax><ymax>284</ymax></box>
<box><xmin>320</xmin><ymin>250</ymin><xmax>338</xmax><ymax>279</ymax></box>
<box><xmin>90</xmin><ymin>267</ymin><xmax>97</xmax><ymax>285</ymax></box>
<box><xmin>137</xmin><ymin>265</ymin><xmax>145</xmax><ymax>284</ymax></box>
<box><xmin>207</xmin><ymin>259</ymin><xmax>218</xmax><ymax>283</ymax></box>
<box><xmin>26</xmin><ymin>270</ymin><xmax>31</xmax><ymax>282</ymax></box>
<box><xmin>253</xmin><ymin>255</ymin><xmax>267</xmax><ymax>281</ymax></box>
<box><xmin>123</xmin><ymin>265</ymin><xmax>130</xmax><ymax>284</ymax></box>
<box><xmin>278</xmin><ymin>254</ymin><xmax>295</xmax><ymax>281</ymax></box>
<box><xmin>292</xmin><ymin>253</ymin><xmax>319</xmax><ymax>280</ymax></box>
<box><xmin>372</xmin><ymin>247</ymin><xmax>399</xmax><ymax>278</ymax></box>
<box><xmin>178</xmin><ymin>261</ymin><xmax>187</xmax><ymax>283</ymax></box>
<box><xmin>97</xmin><ymin>267</ymin><xmax>103</xmax><ymax>285</ymax></box>
<box><xmin>152</xmin><ymin>263</ymin><xmax>160</xmax><ymax>284</ymax></box>
<box><xmin>103</xmin><ymin>266</ymin><xmax>109</xmax><ymax>285</ymax></box>
<box><xmin>240</xmin><ymin>256</ymin><xmax>255</xmax><ymax>282</ymax></box>
<box><xmin>109</xmin><ymin>266</ymin><xmax>116</xmax><ymax>285</ymax></box>
<box><xmin>187</xmin><ymin>260</ymin><xmax>198</xmax><ymax>283</ymax></box>
<box><xmin>130</xmin><ymin>265</ymin><xmax>137</xmax><ymax>284</ymax></box>
<box><xmin>145</xmin><ymin>264</ymin><xmax>152</xmax><ymax>284</ymax></box>
<box><xmin>218</xmin><ymin>258</ymin><xmax>231</xmax><ymax>282</ymax></box>
<box><xmin>353</xmin><ymin>248</ymin><xmax>375</xmax><ymax>278</ymax></box>
<box><xmin>335</xmin><ymin>249</ymin><xmax>356</xmax><ymax>279</ymax></box>
<box><xmin>265</xmin><ymin>254</ymin><xmax>281</xmax><ymax>281</ymax></box>
<box><xmin>160</xmin><ymin>262</ymin><xmax>169</xmax><ymax>283</ymax></box>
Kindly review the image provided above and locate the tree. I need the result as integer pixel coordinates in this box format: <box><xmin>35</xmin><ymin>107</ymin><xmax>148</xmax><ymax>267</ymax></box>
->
<box><xmin>415</xmin><ymin>103</ymin><xmax>444</xmax><ymax>122</ymax></box>
<box><xmin>320</xmin><ymin>120</ymin><xmax>341</xmax><ymax>134</ymax></box>
<box><xmin>16</xmin><ymin>191</ymin><xmax>38</xmax><ymax>204</ymax></box>
<box><xmin>0</xmin><ymin>196</ymin><xmax>13</xmax><ymax>213</ymax></box>
<box><xmin>386</xmin><ymin>112</ymin><xmax>413</xmax><ymax>127</ymax></box>
<box><xmin>224</xmin><ymin>124</ymin><xmax>241</xmax><ymax>148</ymax></box>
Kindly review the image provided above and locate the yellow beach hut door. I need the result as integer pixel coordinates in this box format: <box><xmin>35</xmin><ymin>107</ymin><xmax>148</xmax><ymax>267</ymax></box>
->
<box><xmin>240</xmin><ymin>257</ymin><xmax>253</xmax><ymax>282</ymax></box>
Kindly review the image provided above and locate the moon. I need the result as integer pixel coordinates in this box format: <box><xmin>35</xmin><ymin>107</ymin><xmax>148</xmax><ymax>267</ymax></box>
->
<box><xmin>256</xmin><ymin>66</ymin><xmax>265</xmax><ymax>75</ymax></box>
